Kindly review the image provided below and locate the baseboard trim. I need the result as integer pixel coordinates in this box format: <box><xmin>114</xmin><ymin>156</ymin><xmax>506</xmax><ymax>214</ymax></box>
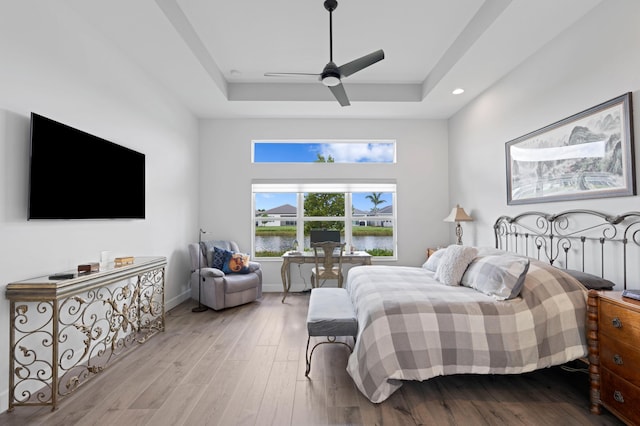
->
<box><xmin>262</xmin><ymin>282</ymin><xmax>312</xmax><ymax>294</ymax></box>
<box><xmin>169</xmin><ymin>284</ymin><xmax>311</xmax><ymax>309</ymax></box>
<box><xmin>166</xmin><ymin>289</ymin><xmax>192</xmax><ymax>311</ymax></box>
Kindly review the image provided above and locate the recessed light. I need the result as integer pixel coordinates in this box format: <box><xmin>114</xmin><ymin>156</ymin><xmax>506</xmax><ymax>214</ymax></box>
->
<box><xmin>230</xmin><ymin>69</ymin><xmax>242</xmax><ymax>76</ymax></box>
<box><xmin>452</xmin><ymin>88</ymin><xmax>465</xmax><ymax>95</ymax></box>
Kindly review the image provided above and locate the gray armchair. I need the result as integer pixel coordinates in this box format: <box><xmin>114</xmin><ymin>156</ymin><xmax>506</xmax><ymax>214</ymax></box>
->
<box><xmin>189</xmin><ymin>240</ymin><xmax>262</xmax><ymax>311</ymax></box>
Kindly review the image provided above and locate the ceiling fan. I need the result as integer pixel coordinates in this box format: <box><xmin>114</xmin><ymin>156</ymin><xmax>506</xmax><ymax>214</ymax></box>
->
<box><xmin>264</xmin><ymin>0</ymin><xmax>384</xmax><ymax>107</ymax></box>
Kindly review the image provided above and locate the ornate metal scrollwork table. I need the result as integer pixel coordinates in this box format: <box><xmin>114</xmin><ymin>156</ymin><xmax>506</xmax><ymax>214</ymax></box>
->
<box><xmin>5</xmin><ymin>256</ymin><xmax>166</xmax><ymax>411</ymax></box>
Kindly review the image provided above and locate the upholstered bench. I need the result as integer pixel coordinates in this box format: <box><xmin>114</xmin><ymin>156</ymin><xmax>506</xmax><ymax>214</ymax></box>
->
<box><xmin>305</xmin><ymin>287</ymin><xmax>358</xmax><ymax>376</ymax></box>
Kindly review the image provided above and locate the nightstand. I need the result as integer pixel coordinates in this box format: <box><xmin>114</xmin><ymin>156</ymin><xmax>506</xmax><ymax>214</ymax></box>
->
<box><xmin>588</xmin><ymin>290</ymin><xmax>640</xmax><ymax>425</ymax></box>
<box><xmin>426</xmin><ymin>248</ymin><xmax>438</xmax><ymax>260</ymax></box>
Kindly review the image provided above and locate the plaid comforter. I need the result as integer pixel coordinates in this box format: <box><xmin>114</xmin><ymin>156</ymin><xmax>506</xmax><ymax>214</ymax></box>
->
<box><xmin>344</xmin><ymin>260</ymin><xmax>588</xmax><ymax>403</ymax></box>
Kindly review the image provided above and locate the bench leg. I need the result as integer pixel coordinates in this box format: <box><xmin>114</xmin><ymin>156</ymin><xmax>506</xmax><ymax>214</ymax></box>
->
<box><xmin>305</xmin><ymin>335</ymin><xmax>354</xmax><ymax>378</ymax></box>
<box><xmin>305</xmin><ymin>335</ymin><xmax>312</xmax><ymax>376</ymax></box>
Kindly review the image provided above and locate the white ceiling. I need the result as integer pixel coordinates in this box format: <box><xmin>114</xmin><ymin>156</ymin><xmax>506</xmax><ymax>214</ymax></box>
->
<box><xmin>66</xmin><ymin>0</ymin><xmax>603</xmax><ymax>119</ymax></box>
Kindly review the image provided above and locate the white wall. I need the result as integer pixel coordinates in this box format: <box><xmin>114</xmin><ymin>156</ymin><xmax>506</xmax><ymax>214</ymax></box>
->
<box><xmin>199</xmin><ymin>119</ymin><xmax>450</xmax><ymax>292</ymax></box>
<box><xmin>448</xmin><ymin>0</ymin><xmax>640</xmax><ymax>251</ymax></box>
<box><xmin>0</xmin><ymin>3</ymin><xmax>199</xmax><ymax>412</ymax></box>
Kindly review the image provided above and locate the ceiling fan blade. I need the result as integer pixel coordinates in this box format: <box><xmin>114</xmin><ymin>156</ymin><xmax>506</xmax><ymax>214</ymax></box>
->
<box><xmin>337</xmin><ymin>49</ymin><xmax>385</xmax><ymax>78</ymax></box>
<box><xmin>264</xmin><ymin>72</ymin><xmax>320</xmax><ymax>79</ymax></box>
<box><xmin>329</xmin><ymin>82</ymin><xmax>350</xmax><ymax>106</ymax></box>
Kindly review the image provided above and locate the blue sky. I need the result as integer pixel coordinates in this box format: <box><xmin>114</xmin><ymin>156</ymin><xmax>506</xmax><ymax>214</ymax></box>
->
<box><xmin>254</xmin><ymin>141</ymin><xmax>395</xmax><ymax>163</ymax></box>
<box><xmin>256</xmin><ymin>192</ymin><xmax>391</xmax><ymax>212</ymax></box>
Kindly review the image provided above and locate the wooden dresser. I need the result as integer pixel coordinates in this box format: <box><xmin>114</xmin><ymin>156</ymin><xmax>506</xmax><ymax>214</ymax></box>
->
<box><xmin>588</xmin><ymin>290</ymin><xmax>640</xmax><ymax>425</ymax></box>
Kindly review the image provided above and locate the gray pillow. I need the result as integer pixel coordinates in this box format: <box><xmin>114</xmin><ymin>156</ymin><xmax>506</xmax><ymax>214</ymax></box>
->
<box><xmin>561</xmin><ymin>269</ymin><xmax>614</xmax><ymax>290</ymax></box>
<box><xmin>461</xmin><ymin>255</ymin><xmax>530</xmax><ymax>300</ymax></box>
<box><xmin>422</xmin><ymin>248</ymin><xmax>445</xmax><ymax>272</ymax></box>
<box><xmin>434</xmin><ymin>245</ymin><xmax>478</xmax><ymax>286</ymax></box>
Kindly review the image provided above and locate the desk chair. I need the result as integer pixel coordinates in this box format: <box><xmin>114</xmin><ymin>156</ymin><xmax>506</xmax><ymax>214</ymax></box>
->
<box><xmin>311</xmin><ymin>241</ymin><xmax>346</xmax><ymax>288</ymax></box>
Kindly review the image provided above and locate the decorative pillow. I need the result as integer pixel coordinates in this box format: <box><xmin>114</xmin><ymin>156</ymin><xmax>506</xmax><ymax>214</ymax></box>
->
<box><xmin>434</xmin><ymin>245</ymin><xmax>478</xmax><ymax>286</ymax></box>
<box><xmin>561</xmin><ymin>269</ymin><xmax>615</xmax><ymax>290</ymax></box>
<box><xmin>222</xmin><ymin>252</ymin><xmax>251</xmax><ymax>274</ymax></box>
<box><xmin>211</xmin><ymin>246</ymin><xmax>230</xmax><ymax>270</ymax></box>
<box><xmin>461</xmin><ymin>255</ymin><xmax>530</xmax><ymax>300</ymax></box>
<box><xmin>203</xmin><ymin>240</ymin><xmax>233</xmax><ymax>267</ymax></box>
<box><xmin>422</xmin><ymin>248</ymin><xmax>445</xmax><ymax>272</ymax></box>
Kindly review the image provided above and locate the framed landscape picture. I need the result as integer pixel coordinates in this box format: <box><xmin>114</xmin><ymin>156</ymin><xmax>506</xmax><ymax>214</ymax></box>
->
<box><xmin>506</xmin><ymin>93</ymin><xmax>635</xmax><ymax>205</ymax></box>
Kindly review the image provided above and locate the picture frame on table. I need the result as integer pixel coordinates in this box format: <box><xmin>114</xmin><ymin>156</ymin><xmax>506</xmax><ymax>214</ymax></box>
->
<box><xmin>505</xmin><ymin>92</ymin><xmax>635</xmax><ymax>205</ymax></box>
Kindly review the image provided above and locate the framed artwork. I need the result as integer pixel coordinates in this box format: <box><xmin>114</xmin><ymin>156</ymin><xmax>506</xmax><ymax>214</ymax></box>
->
<box><xmin>506</xmin><ymin>93</ymin><xmax>635</xmax><ymax>205</ymax></box>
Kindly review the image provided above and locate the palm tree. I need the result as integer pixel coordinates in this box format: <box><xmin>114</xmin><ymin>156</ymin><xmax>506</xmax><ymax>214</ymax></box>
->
<box><xmin>365</xmin><ymin>192</ymin><xmax>386</xmax><ymax>216</ymax></box>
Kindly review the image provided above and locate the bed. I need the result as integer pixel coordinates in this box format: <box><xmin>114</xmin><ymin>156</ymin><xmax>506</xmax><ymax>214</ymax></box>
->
<box><xmin>344</xmin><ymin>209</ymin><xmax>640</xmax><ymax>403</ymax></box>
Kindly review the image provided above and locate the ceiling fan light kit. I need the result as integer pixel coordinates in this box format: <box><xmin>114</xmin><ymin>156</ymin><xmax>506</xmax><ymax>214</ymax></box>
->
<box><xmin>322</xmin><ymin>75</ymin><xmax>341</xmax><ymax>87</ymax></box>
<box><xmin>264</xmin><ymin>0</ymin><xmax>384</xmax><ymax>106</ymax></box>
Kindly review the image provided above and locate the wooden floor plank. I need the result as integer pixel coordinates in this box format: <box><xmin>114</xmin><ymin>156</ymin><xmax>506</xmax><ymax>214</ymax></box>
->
<box><xmin>255</xmin><ymin>360</ymin><xmax>298</xmax><ymax>426</ymax></box>
<box><xmin>216</xmin><ymin>345</ymin><xmax>277</xmax><ymax>426</ymax></box>
<box><xmin>183</xmin><ymin>359</ymin><xmax>248</xmax><ymax>425</ymax></box>
<box><xmin>143</xmin><ymin>383</ymin><xmax>205</xmax><ymax>426</ymax></box>
<box><xmin>0</xmin><ymin>293</ymin><xmax>624</xmax><ymax>426</ymax></box>
<box><xmin>291</xmin><ymin>377</ymin><xmax>329</xmax><ymax>425</ymax></box>
<box><xmin>322</xmin><ymin>344</ymin><xmax>360</xmax><ymax>409</ymax></box>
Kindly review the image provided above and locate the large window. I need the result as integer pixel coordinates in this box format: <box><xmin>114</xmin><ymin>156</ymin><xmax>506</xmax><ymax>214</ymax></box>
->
<box><xmin>253</xmin><ymin>182</ymin><xmax>396</xmax><ymax>259</ymax></box>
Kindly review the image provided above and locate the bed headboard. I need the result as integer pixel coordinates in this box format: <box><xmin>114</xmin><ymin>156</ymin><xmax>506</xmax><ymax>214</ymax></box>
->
<box><xmin>494</xmin><ymin>209</ymin><xmax>640</xmax><ymax>290</ymax></box>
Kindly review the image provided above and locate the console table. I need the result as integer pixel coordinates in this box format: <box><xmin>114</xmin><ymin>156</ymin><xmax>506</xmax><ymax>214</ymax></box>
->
<box><xmin>5</xmin><ymin>256</ymin><xmax>166</xmax><ymax>411</ymax></box>
<box><xmin>280</xmin><ymin>251</ymin><xmax>371</xmax><ymax>302</ymax></box>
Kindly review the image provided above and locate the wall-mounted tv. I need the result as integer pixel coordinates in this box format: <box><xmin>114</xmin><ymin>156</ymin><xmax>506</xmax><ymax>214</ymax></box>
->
<box><xmin>28</xmin><ymin>113</ymin><xmax>145</xmax><ymax>219</ymax></box>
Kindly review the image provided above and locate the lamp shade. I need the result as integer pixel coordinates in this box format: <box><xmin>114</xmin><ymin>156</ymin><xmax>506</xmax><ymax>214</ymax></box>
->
<box><xmin>443</xmin><ymin>205</ymin><xmax>473</xmax><ymax>222</ymax></box>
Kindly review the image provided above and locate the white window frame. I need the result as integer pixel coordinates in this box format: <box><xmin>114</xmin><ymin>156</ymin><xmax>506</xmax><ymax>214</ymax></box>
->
<box><xmin>252</xmin><ymin>181</ymin><xmax>397</xmax><ymax>260</ymax></box>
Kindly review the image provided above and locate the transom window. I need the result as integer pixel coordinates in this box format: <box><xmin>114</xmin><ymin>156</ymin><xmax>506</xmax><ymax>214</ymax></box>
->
<box><xmin>252</xmin><ymin>140</ymin><xmax>396</xmax><ymax>163</ymax></box>
<box><xmin>252</xmin><ymin>182</ymin><xmax>396</xmax><ymax>259</ymax></box>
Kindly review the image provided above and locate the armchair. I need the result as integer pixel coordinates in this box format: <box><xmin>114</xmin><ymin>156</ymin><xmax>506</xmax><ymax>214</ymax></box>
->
<box><xmin>189</xmin><ymin>240</ymin><xmax>262</xmax><ymax>311</ymax></box>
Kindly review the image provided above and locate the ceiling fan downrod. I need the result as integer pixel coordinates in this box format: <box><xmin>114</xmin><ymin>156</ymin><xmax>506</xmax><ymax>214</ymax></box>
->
<box><xmin>324</xmin><ymin>0</ymin><xmax>337</xmax><ymax>63</ymax></box>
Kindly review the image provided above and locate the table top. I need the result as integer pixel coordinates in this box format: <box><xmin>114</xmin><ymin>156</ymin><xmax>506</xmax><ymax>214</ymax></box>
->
<box><xmin>6</xmin><ymin>256</ymin><xmax>166</xmax><ymax>297</ymax></box>
<box><xmin>282</xmin><ymin>251</ymin><xmax>371</xmax><ymax>258</ymax></box>
<box><xmin>598</xmin><ymin>290</ymin><xmax>640</xmax><ymax>310</ymax></box>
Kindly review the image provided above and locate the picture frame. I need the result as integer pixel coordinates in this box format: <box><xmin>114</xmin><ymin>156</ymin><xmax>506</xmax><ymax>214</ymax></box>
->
<box><xmin>506</xmin><ymin>92</ymin><xmax>635</xmax><ymax>205</ymax></box>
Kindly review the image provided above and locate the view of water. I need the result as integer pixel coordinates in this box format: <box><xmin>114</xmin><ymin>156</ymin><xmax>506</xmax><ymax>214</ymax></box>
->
<box><xmin>255</xmin><ymin>235</ymin><xmax>393</xmax><ymax>253</ymax></box>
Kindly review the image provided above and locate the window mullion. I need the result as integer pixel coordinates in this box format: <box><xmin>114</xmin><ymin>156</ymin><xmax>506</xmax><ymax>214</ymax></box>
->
<box><xmin>345</xmin><ymin>192</ymin><xmax>353</xmax><ymax>249</ymax></box>
<box><xmin>296</xmin><ymin>193</ymin><xmax>304</xmax><ymax>247</ymax></box>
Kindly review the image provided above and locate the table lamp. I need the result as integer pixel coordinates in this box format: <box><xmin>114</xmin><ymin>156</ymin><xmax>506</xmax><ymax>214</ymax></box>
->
<box><xmin>443</xmin><ymin>205</ymin><xmax>473</xmax><ymax>245</ymax></box>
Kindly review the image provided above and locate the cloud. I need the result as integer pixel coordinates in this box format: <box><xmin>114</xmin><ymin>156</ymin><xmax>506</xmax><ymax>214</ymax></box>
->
<box><xmin>320</xmin><ymin>143</ymin><xmax>394</xmax><ymax>163</ymax></box>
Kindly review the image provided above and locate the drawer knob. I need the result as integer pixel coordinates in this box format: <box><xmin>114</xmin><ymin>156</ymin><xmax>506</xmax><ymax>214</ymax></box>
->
<box><xmin>612</xmin><ymin>317</ymin><xmax>622</xmax><ymax>328</ymax></box>
<box><xmin>613</xmin><ymin>354</ymin><xmax>624</xmax><ymax>365</ymax></box>
<box><xmin>614</xmin><ymin>390</ymin><xmax>625</xmax><ymax>403</ymax></box>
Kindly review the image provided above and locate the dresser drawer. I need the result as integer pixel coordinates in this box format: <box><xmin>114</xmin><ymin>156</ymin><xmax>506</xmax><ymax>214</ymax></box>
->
<box><xmin>601</xmin><ymin>368</ymin><xmax>640</xmax><ymax>424</ymax></box>
<box><xmin>600</xmin><ymin>333</ymin><xmax>640</xmax><ymax>388</ymax></box>
<box><xmin>599</xmin><ymin>299</ymin><xmax>640</xmax><ymax>341</ymax></box>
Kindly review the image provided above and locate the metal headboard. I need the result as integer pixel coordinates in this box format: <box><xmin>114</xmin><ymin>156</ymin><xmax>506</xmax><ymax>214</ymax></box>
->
<box><xmin>494</xmin><ymin>209</ymin><xmax>640</xmax><ymax>290</ymax></box>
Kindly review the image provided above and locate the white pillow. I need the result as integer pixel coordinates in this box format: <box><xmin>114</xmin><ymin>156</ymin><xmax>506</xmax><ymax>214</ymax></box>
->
<box><xmin>422</xmin><ymin>248</ymin><xmax>445</xmax><ymax>272</ymax></box>
<box><xmin>434</xmin><ymin>245</ymin><xmax>478</xmax><ymax>286</ymax></box>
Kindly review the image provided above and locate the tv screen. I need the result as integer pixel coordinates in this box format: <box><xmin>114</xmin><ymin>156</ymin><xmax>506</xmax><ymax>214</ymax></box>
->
<box><xmin>28</xmin><ymin>113</ymin><xmax>145</xmax><ymax>219</ymax></box>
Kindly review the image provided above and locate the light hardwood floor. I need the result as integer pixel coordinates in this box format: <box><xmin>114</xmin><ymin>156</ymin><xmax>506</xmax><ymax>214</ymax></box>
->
<box><xmin>1</xmin><ymin>293</ymin><xmax>623</xmax><ymax>426</ymax></box>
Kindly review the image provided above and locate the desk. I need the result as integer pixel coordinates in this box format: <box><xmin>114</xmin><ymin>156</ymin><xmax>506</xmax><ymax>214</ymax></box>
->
<box><xmin>280</xmin><ymin>251</ymin><xmax>371</xmax><ymax>302</ymax></box>
<box><xmin>6</xmin><ymin>256</ymin><xmax>166</xmax><ymax>410</ymax></box>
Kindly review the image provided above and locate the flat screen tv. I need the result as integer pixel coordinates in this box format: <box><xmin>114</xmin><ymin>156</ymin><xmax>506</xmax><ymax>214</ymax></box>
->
<box><xmin>28</xmin><ymin>113</ymin><xmax>145</xmax><ymax>219</ymax></box>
